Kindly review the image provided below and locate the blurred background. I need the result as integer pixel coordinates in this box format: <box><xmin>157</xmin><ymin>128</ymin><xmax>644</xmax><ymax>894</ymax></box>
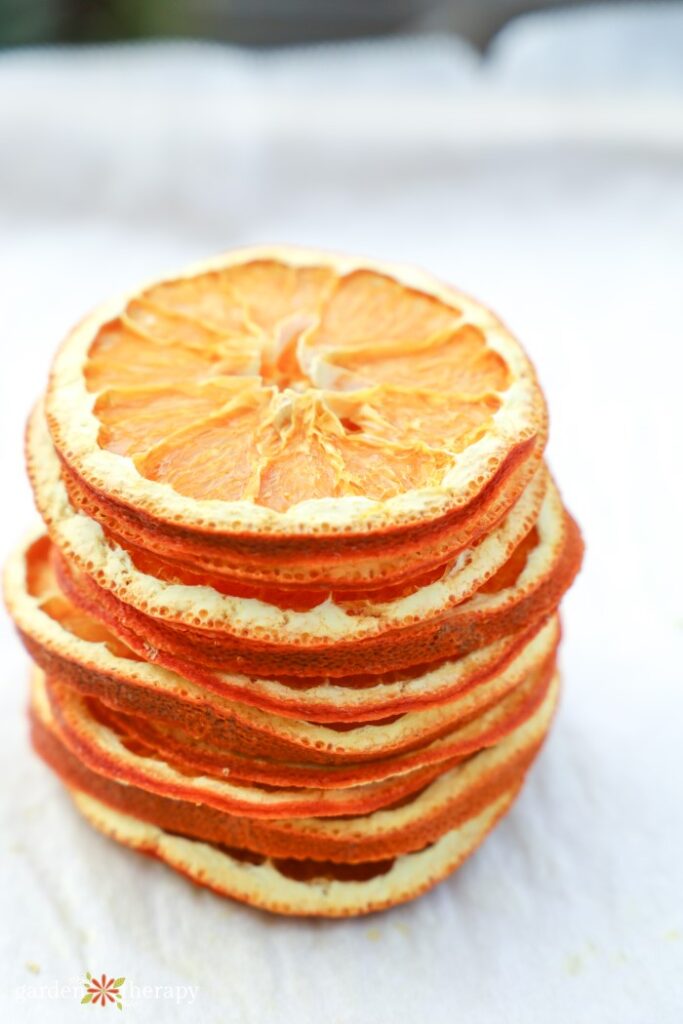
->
<box><xmin>0</xmin><ymin>0</ymin><xmax>681</xmax><ymax>671</ymax></box>
<box><xmin>0</xmin><ymin>0</ymin><xmax>673</xmax><ymax>48</ymax></box>
<box><xmin>1</xmin><ymin>2</ymin><xmax>683</xmax><ymax>1022</ymax></box>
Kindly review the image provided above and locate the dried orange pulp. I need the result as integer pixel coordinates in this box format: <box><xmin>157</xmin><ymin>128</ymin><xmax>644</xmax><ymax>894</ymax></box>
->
<box><xmin>89</xmin><ymin>276</ymin><xmax>506</xmax><ymax>509</ymax></box>
<box><xmin>46</xmin><ymin>247</ymin><xmax>545</xmax><ymax>540</ymax></box>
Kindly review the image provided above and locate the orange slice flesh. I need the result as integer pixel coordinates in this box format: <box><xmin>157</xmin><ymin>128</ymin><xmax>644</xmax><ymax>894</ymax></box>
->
<box><xmin>147</xmin><ymin>263</ymin><xmax>333</xmax><ymax>336</ymax></box>
<box><xmin>80</xmin><ymin>259</ymin><xmax>516</xmax><ymax>512</ymax></box>
<box><xmin>317</xmin><ymin>327</ymin><xmax>509</xmax><ymax>393</ymax></box>
<box><xmin>133</xmin><ymin>387</ymin><xmax>277</xmax><ymax>503</ymax></box>
<box><xmin>85</xmin><ymin>324</ymin><xmax>258</xmax><ymax>393</ymax></box>
<box><xmin>94</xmin><ymin>379</ymin><xmax>260</xmax><ymax>457</ymax></box>
<box><xmin>25</xmin><ymin>536</ymin><xmax>142</xmax><ymax>662</ymax></box>
<box><xmin>478</xmin><ymin>526</ymin><xmax>539</xmax><ymax>594</ymax></box>
<box><xmin>308</xmin><ymin>269</ymin><xmax>462</xmax><ymax>348</ymax></box>
<box><xmin>327</xmin><ymin>386</ymin><xmax>502</xmax><ymax>451</ymax></box>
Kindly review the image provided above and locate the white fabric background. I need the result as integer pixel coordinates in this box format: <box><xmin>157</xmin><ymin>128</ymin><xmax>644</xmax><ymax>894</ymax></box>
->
<box><xmin>1</xmin><ymin>6</ymin><xmax>682</xmax><ymax>1021</ymax></box>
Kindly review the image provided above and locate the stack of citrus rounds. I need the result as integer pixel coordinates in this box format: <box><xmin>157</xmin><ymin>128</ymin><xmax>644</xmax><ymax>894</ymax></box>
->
<box><xmin>4</xmin><ymin>247</ymin><xmax>583</xmax><ymax>917</ymax></box>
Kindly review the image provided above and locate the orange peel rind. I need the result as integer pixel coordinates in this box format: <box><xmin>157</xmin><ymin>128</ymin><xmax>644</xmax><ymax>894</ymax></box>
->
<box><xmin>29</xmin><ymin>668</ymin><xmax>559</xmax><ymax>914</ymax></box>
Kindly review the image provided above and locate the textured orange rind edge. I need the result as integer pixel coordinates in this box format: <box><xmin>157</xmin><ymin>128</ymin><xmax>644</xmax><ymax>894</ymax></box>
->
<box><xmin>40</xmin><ymin>657</ymin><xmax>555</xmax><ymax>813</ymax></box>
<box><xmin>5</xmin><ymin>532</ymin><xmax>560</xmax><ymax>770</ymax></box>
<box><xmin>67</xmin><ymin>784</ymin><xmax>521</xmax><ymax>917</ymax></box>
<box><xmin>28</xmin><ymin>406</ymin><xmax>550</xmax><ymax>643</ymax></box>
<box><xmin>44</xmin><ymin>649</ymin><xmax>552</xmax><ymax>788</ymax></box>
<box><xmin>51</xmin><ymin>493</ymin><xmax>581</xmax><ymax>678</ymax></box>
<box><xmin>98</xmin><ymin>625</ymin><xmax>557</xmax><ymax>775</ymax></box>
<box><xmin>31</xmin><ymin>670</ymin><xmax>558</xmax><ymax>864</ymax></box>
<box><xmin>57</xmin><ymin>432</ymin><xmax>545</xmax><ymax>589</ymax></box>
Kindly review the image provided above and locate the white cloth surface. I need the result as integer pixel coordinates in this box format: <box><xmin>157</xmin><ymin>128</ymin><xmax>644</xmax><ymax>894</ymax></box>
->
<box><xmin>1</xmin><ymin>6</ymin><xmax>682</xmax><ymax>1022</ymax></box>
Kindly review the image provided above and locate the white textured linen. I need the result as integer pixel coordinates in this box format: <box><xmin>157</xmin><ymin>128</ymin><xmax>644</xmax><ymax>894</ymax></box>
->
<box><xmin>1</xmin><ymin>7</ymin><xmax>682</xmax><ymax>1022</ymax></box>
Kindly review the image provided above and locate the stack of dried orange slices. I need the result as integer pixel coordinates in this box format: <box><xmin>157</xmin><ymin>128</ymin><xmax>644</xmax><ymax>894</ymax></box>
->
<box><xmin>4</xmin><ymin>247</ymin><xmax>583</xmax><ymax>917</ymax></box>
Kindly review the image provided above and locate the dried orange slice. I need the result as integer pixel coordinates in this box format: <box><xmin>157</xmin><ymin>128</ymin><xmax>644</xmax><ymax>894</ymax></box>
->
<box><xmin>31</xmin><ymin>666</ymin><xmax>560</xmax><ymax>915</ymax></box>
<box><xmin>69</xmin><ymin>785</ymin><xmax>519</xmax><ymax>916</ymax></box>
<box><xmin>43</xmin><ymin>653</ymin><xmax>553</xmax><ymax>797</ymax></box>
<box><xmin>47</xmin><ymin>472</ymin><xmax>580</xmax><ymax>679</ymax></box>
<box><xmin>44</xmin><ymin>247</ymin><xmax>547</xmax><ymax>589</ymax></box>
<box><xmin>33</xmin><ymin>671</ymin><xmax>463</xmax><ymax>820</ymax></box>
<box><xmin>6</xmin><ymin>532</ymin><xmax>557</xmax><ymax>724</ymax></box>
<box><xmin>6</xmin><ymin>533</ymin><xmax>554</xmax><ymax>728</ymax></box>
<box><xmin>3</xmin><ymin>244</ymin><xmax>584</xmax><ymax>919</ymax></box>
<box><xmin>31</xmin><ymin>670</ymin><xmax>556</xmax><ymax>868</ymax></box>
<box><xmin>29</xmin><ymin>404</ymin><xmax>549</xmax><ymax>646</ymax></box>
<box><xmin>84</xmin><ymin>645</ymin><xmax>555</xmax><ymax>785</ymax></box>
<box><xmin>9</xmin><ymin>534</ymin><xmax>558</xmax><ymax>782</ymax></box>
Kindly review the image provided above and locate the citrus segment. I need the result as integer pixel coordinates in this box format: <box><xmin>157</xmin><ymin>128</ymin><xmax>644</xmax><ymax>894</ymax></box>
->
<box><xmin>124</xmin><ymin>298</ymin><xmax>252</xmax><ymax>352</ymax></box>
<box><xmin>84</xmin><ymin>322</ymin><xmax>257</xmax><ymax>393</ymax></box>
<box><xmin>142</xmin><ymin>273</ymin><xmax>256</xmax><ymax>336</ymax></box>
<box><xmin>326</xmin><ymin>386</ymin><xmax>501</xmax><ymax>452</ymax></box>
<box><xmin>308</xmin><ymin>269</ymin><xmax>461</xmax><ymax>349</ymax></box>
<box><xmin>314</xmin><ymin>326</ymin><xmax>510</xmax><ymax>394</ymax></box>
<box><xmin>95</xmin><ymin>379</ymin><xmax>257</xmax><ymax>457</ymax></box>
<box><xmin>134</xmin><ymin>388</ymin><xmax>276</xmax><ymax>503</ymax></box>
<box><xmin>218</xmin><ymin>260</ymin><xmax>335</xmax><ymax>333</ymax></box>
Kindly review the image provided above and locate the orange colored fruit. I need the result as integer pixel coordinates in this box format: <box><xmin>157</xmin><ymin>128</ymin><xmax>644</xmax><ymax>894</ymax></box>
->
<box><xmin>3</xmin><ymin>246</ymin><xmax>584</xmax><ymax>918</ymax></box>
<box><xmin>44</xmin><ymin>247</ymin><xmax>547</xmax><ymax>588</ymax></box>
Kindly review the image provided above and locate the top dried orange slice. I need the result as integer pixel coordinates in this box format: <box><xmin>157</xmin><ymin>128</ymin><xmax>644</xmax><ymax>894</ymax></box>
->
<box><xmin>45</xmin><ymin>247</ymin><xmax>546</xmax><ymax>560</ymax></box>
